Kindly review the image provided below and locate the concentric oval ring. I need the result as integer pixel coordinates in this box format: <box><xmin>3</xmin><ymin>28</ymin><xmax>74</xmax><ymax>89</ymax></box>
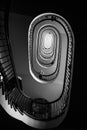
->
<box><xmin>38</xmin><ymin>26</ymin><xmax>57</xmax><ymax>65</ymax></box>
<box><xmin>28</xmin><ymin>14</ymin><xmax>63</xmax><ymax>83</ymax></box>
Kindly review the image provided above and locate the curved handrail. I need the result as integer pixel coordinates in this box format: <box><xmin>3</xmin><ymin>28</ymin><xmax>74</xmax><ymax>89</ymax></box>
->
<box><xmin>0</xmin><ymin>4</ymin><xmax>74</xmax><ymax>121</ymax></box>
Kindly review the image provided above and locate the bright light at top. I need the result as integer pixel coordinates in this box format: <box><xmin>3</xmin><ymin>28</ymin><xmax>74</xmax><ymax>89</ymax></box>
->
<box><xmin>42</xmin><ymin>32</ymin><xmax>53</xmax><ymax>49</ymax></box>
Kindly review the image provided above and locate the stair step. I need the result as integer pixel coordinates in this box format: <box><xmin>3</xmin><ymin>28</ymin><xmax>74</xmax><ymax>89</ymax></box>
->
<box><xmin>6</xmin><ymin>72</ymin><xmax>14</xmax><ymax>81</ymax></box>
<box><xmin>0</xmin><ymin>46</ymin><xmax>8</xmax><ymax>52</ymax></box>
<box><xmin>23</xmin><ymin>97</ymin><xmax>32</xmax><ymax>114</ymax></box>
<box><xmin>8</xmin><ymin>92</ymin><xmax>13</xmax><ymax>106</ymax></box>
<box><xmin>0</xmin><ymin>51</ymin><xmax>9</xmax><ymax>58</ymax></box>
<box><xmin>5</xmin><ymin>90</ymin><xmax>12</xmax><ymax>100</ymax></box>
<box><xmin>6</xmin><ymin>71</ymin><xmax>14</xmax><ymax>78</ymax></box>
<box><xmin>13</xmin><ymin>89</ymin><xmax>21</xmax><ymax>107</ymax></box>
<box><xmin>17</xmin><ymin>94</ymin><xmax>24</xmax><ymax>113</ymax></box>
<box><xmin>0</xmin><ymin>55</ymin><xmax>10</xmax><ymax>64</ymax></box>
<box><xmin>2</xmin><ymin>60</ymin><xmax>11</xmax><ymax>68</ymax></box>
<box><xmin>13</xmin><ymin>103</ymin><xmax>17</xmax><ymax>111</ymax></box>
<box><xmin>8</xmin><ymin>88</ymin><xmax>17</xmax><ymax>107</ymax></box>
<box><xmin>4</xmin><ymin>64</ymin><xmax>12</xmax><ymax>72</ymax></box>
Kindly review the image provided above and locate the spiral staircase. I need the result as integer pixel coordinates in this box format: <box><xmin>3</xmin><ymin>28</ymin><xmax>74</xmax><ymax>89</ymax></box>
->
<box><xmin>0</xmin><ymin>5</ymin><xmax>74</xmax><ymax>128</ymax></box>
